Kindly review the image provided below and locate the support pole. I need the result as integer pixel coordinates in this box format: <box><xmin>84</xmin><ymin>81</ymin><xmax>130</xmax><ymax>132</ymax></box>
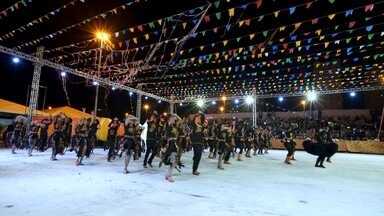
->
<box><xmin>377</xmin><ymin>106</ymin><xmax>384</xmax><ymax>141</ymax></box>
<box><xmin>136</xmin><ymin>94</ymin><xmax>142</xmax><ymax>123</ymax></box>
<box><xmin>169</xmin><ymin>96</ymin><xmax>175</xmax><ymax>114</ymax></box>
<box><xmin>93</xmin><ymin>41</ymin><xmax>104</xmax><ymax>118</ymax></box>
<box><xmin>27</xmin><ymin>46</ymin><xmax>44</xmax><ymax>121</ymax></box>
<box><xmin>252</xmin><ymin>90</ymin><xmax>257</xmax><ymax>128</ymax></box>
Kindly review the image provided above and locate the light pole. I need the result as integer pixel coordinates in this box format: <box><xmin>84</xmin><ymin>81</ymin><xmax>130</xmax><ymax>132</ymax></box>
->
<box><xmin>301</xmin><ymin>100</ymin><xmax>307</xmax><ymax>137</ymax></box>
<box><xmin>93</xmin><ymin>31</ymin><xmax>110</xmax><ymax>118</ymax></box>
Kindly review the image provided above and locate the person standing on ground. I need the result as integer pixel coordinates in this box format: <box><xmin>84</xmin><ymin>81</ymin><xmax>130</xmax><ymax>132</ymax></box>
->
<box><xmin>190</xmin><ymin>113</ymin><xmax>207</xmax><ymax>176</ymax></box>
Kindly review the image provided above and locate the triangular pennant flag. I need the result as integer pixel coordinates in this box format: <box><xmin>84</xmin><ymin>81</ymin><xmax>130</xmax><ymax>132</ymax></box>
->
<box><xmin>214</xmin><ymin>0</ymin><xmax>220</xmax><ymax>8</ymax></box>
<box><xmin>364</xmin><ymin>4</ymin><xmax>374</xmax><ymax>12</ymax></box>
<box><xmin>223</xmin><ymin>40</ymin><xmax>228</xmax><ymax>46</ymax></box>
<box><xmin>294</xmin><ymin>22</ymin><xmax>302</xmax><ymax>31</ymax></box>
<box><xmin>306</xmin><ymin>2</ymin><xmax>313</xmax><ymax>9</ymax></box>
<box><xmin>238</xmin><ymin>20</ymin><xmax>244</xmax><ymax>27</ymax></box>
<box><xmin>366</xmin><ymin>25</ymin><xmax>373</xmax><ymax>32</ymax></box>
<box><xmin>182</xmin><ymin>22</ymin><xmax>187</xmax><ymax>29</ymax></box>
<box><xmin>348</xmin><ymin>21</ymin><xmax>356</xmax><ymax>28</ymax></box>
<box><xmin>262</xmin><ymin>30</ymin><xmax>268</xmax><ymax>37</ymax></box>
<box><xmin>279</xmin><ymin>26</ymin><xmax>286</xmax><ymax>32</ymax></box>
<box><xmin>215</xmin><ymin>12</ymin><xmax>221</xmax><ymax>20</ymax></box>
<box><xmin>311</xmin><ymin>18</ymin><xmax>319</xmax><ymax>24</ymax></box>
<box><xmin>345</xmin><ymin>9</ymin><xmax>353</xmax><ymax>17</ymax></box>
<box><xmin>328</xmin><ymin>0</ymin><xmax>336</xmax><ymax>4</ymax></box>
<box><xmin>249</xmin><ymin>33</ymin><xmax>255</xmax><ymax>40</ymax></box>
<box><xmin>204</xmin><ymin>15</ymin><xmax>210</xmax><ymax>23</ymax></box>
<box><xmin>328</xmin><ymin>14</ymin><xmax>336</xmax><ymax>20</ymax></box>
<box><xmin>315</xmin><ymin>29</ymin><xmax>322</xmax><ymax>36</ymax></box>
<box><xmin>256</xmin><ymin>0</ymin><xmax>263</xmax><ymax>9</ymax></box>
<box><xmin>324</xmin><ymin>42</ymin><xmax>329</xmax><ymax>48</ymax></box>
<box><xmin>289</xmin><ymin>7</ymin><xmax>296</xmax><ymax>15</ymax></box>
<box><xmin>228</xmin><ymin>8</ymin><xmax>235</xmax><ymax>17</ymax></box>
<box><xmin>274</xmin><ymin>10</ymin><xmax>280</xmax><ymax>18</ymax></box>
<box><xmin>258</xmin><ymin>15</ymin><xmax>264</xmax><ymax>22</ymax></box>
<box><xmin>148</xmin><ymin>22</ymin><xmax>155</xmax><ymax>29</ymax></box>
<box><xmin>346</xmin><ymin>38</ymin><xmax>352</xmax><ymax>44</ymax></box>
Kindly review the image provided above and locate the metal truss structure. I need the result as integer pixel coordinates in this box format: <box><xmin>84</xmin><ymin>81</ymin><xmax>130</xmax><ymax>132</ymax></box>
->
<box><xmin>26</xmin><ymin>46</ymin><xmax>44</xmax><ymax>120</ymax></box>
<box><xmin>175</xmin><ymin>86</ymin><xmax>384</xmax><ymax>103</ymax></box>
<box><xmin>0</xmin><ymin>44</ymin><xmax>171</xmax><ymax>103</ymax></box>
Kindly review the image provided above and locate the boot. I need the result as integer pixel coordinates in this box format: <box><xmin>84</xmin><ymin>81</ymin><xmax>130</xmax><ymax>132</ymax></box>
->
<box><xmin>192</xmin><ymin>171</ymin><xmax>200</xmax><ymax>176</ymax></box>
<box><xmin>326</xmin><ymin>157</ymin><xmax>332</xmax><ymax>163</ymax></box>
<box><xmin>237</xmin><ymin>153</ymin><xmax>242</xmax><ymax>161</ymax></box>
<box><xmin>51</xmin><ymin>155</ymin><xmax>57</xmax><ymax>161</ymax></box>
<box><xmin>285</xmin><ymin>157</ymin><xmax>291</xmax><ymax>164</ymax></box>
<box><xmin>217</xmin><ymin>155</ymin><xmax>224</xmax><ymax>170</ymax></box>
<box><xmin>124</xmin><ymin>153</ymin><xmax>131</xmax><ymax>174</ymax></box>
<box><xmin>208</xmin><ymin>152</ymin><xmax>213</xmax><ymax>159</ymax></box>
<box><xmin>166</xmin><ymin>164</ymin><xmax>175</xmax><ymax>182</ymax></box>
<box><xmin>76</xmin><ymin>157</ymin><xmax>84</xmax><ymax>166</ymax></box>
<box><xmin>245</xmin><ymin>150</ymin><xmax>251</xmax><ymax>158</ymax></box>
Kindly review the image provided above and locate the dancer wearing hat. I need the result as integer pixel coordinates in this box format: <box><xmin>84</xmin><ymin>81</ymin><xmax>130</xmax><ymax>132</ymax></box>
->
<box><xmin>143</xmin><ymin>111</ymin><xmax>160</xmax><ymax>168</ymax></box>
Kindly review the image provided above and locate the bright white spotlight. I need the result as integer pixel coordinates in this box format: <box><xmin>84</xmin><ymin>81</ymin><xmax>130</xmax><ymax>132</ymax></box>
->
<box><xmin>111</xmin><ymin>86</ymin><xmax>116</xmax><ymax>91</ymax></box>
<box><xmin>234</xmin><ymin>99</ymin><xmax>240</xmax><ymax>104</ymax></box>
<box><xmin>158</xmin><ymin>100</ymin><xmax>162</xmax><ymax>104</ymax></box>
<box><xmin>278</xmin><ymin>96</ymin><xmax>284</xmax><ymax>102</ymax></box>
<box><xmin>12</xmin><ymin>57</ymin><xmax>20</xmax><ymax>64</ymax></box>
<box><xmin>92</xmin><ymin>81</ymin><xmax>99</xmax><ymax>86</ymax></box>
<box><xmin>60</xmin><ymin>71</ymin><xmax>67</xmax><ymax>77</ymax></box>
<box><xmin>350</xmin><ymin>92</ymin><xmax>356</xmax><ymax>97</ymax></box>
<box><xmin>306</xmin><ymin>91</ymin><xmax>318</xmax><ymax>102</ymax></box>
<box><xmin>179</xmin><ymin>102</ymin><xmax>183</xmax><ymax>106</ymax></box>
<box><xmin>245</xmin><ymin>96</ymin><xmax>254</xmax><ymax>105</ymax></box>
<box><xmin>196</xmin><ymin>99</ymin><xmax>205</xmax><ymax>108</ymax></box>
<box><xmin>211</xmin><ymin>101</ymin><xmax>216</xmax><ymax>105</ymax></box>
<box><xmin>129</xmin><ymin>92</ymin><xmax>133</xmax><ymax>96</ymax></box>
<box><xmin>144</xmin><ymin>96</ymin><xmax>148</xmax><ymax>100</ymax></box>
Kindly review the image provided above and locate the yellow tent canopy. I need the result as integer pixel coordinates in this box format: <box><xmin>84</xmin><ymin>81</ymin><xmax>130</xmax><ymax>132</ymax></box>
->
<box><xmin>97</xmin><ymin>114</ymin><xmax>137</xmax><ymax>141</ymax></box>
<box><xmin>45</xmin><ymin>106</ymin><xmax>92</xmax><ymax>119</ymax></box>
<box><xmin>0</xmin><ymin>98</ymin><xmax>46</xmax><ymax>116</ymax></box>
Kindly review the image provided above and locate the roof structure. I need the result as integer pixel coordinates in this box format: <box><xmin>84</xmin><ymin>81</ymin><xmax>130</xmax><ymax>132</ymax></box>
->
<box><xmin>0</xmin><ymin>98</ymin><xmax>46</xmax><ymax>115</ymax></box>
<box><xmin>1</xmin><ymin>0</ymin><xmax>384</xmax><ymax>101</ymax></box>
<box><xmin>45</xmin><ymin>106</ymin><xmax>92</xmax><ymax>118</ymax></box>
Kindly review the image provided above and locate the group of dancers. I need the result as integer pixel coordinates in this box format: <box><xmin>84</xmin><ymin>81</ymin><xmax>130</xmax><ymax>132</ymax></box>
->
<box><xmin>3</xmin><ymin>111</ymin><xmax>337</xmax><ymax>182</ymax></box>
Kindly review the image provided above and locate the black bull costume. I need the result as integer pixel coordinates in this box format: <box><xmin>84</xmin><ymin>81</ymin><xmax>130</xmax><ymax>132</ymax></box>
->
<box><xmin>302</xmin><ymin>139</ymin><xmax>338</xmax><ymax>168</ymax></box>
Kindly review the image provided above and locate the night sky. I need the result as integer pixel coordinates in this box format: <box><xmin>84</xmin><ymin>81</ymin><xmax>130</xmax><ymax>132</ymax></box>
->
<box><xmin>0</xmin><ymin>0</ymin><xmax>383</xmax><ymax>119</ymax></box>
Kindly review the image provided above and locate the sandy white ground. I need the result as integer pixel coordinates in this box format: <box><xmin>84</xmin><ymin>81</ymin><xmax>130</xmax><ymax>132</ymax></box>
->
<box><xmin>0</xmin><ymin>148</ymin><xmax>383</xmax><ymax>216</ymax></box>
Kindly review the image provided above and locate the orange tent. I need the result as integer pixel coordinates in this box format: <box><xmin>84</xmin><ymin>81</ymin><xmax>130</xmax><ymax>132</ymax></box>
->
<box><xmin>45</xmin><ymin>106</ymin><xmax>92</xmax><ymax>119</ymax></box>
<box><xmin>0</xmin><ymin>98</ymin><xmax>46</xmax><ymax>116</ymax></box>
